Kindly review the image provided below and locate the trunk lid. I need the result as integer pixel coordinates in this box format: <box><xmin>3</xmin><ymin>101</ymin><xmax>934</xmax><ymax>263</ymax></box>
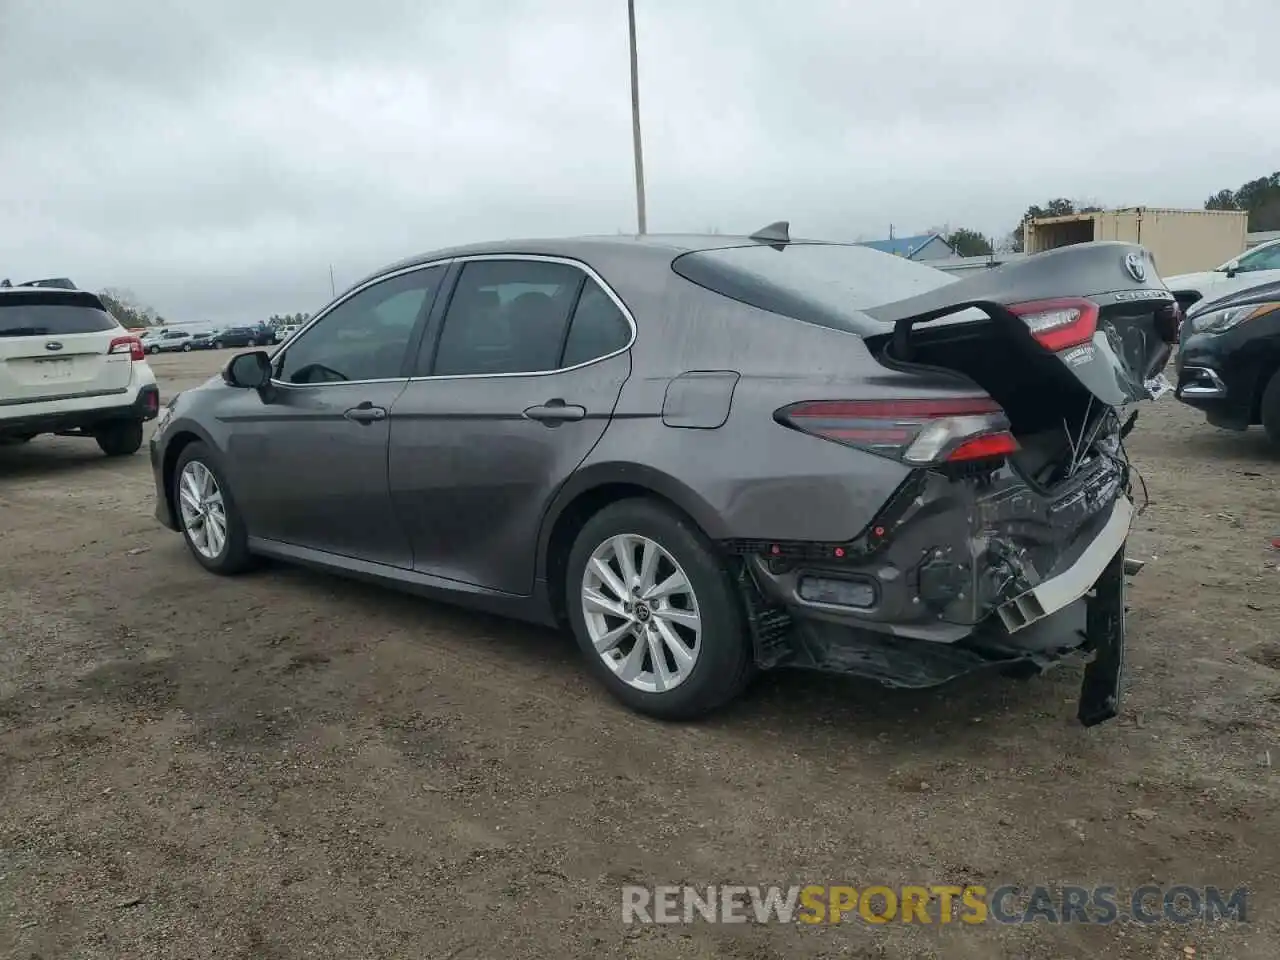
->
<box><xmin>0</xmin><ymin>290</ymin><xmax>133</xmax><ymax>405</ymax></box>
<box><xmin>864</xmin><ymin>241</ymin><xmax>1178</xmax><ymax>408</ymax></box>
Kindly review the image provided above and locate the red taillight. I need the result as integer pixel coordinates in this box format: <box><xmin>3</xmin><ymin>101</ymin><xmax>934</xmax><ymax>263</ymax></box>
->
<box><xmin>776</xmin><ymin>397</ymin><xmax>1018</xmax><ymax>466</ymax></box>
<box><xmin>1008</xmin><ymin>298</ymin><xmax>1099</xmax><ymax>352</ymax></box>
<box><xmin>946</xmin><ymin>432</ymin><xmax>1019</xmax><ymax>461</ymax></box>
<box><xmin>108</xmin><ymin>335</ymin><xmax>144</xmax><ymax>361</ymax></box>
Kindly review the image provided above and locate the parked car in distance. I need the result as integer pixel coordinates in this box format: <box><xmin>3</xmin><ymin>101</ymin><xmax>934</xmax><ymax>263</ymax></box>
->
<box><xmin>1175</xmin><ymin>278</ymin><xmax>1280</xmax><ymax>444</ymax></box>
<box><xmin>1164</xmin><ymin>236</ymin><xmax>1280</xmax><ymax>314</ymax></box>
<box><xmin>186</xmin><ymin>331</ymin><xmax>219</xmax><ymax>350</ymax></box>
<box><xmin>142</xmin><ymin>329</ymin><xmax>196</xmax><ymax>354</ymax></box>
<box><xmin>211</xmin><ymin>325</ymin><xmax>276</xmax><ymax>349</ymax></box>
<box><xmin>150</xmin><ymin>231</ymin><xmax>1175</xmax><ymax>723</ymax></box>
<box><xmin>0</xmin><ymin>285</ymin><xmax>159</xmax><ymax>454</ymax></box>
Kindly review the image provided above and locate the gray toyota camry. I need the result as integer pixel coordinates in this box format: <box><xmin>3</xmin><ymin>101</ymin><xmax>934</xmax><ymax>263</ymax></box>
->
<box><xmin>150</xmin><ymin>226</ymin><xmax>1179</xmax><ymax>723</ymax></box>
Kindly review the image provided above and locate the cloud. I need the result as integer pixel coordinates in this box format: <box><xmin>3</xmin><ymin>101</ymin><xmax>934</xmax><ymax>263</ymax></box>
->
<box><xmin>2</xmin><ymin>0</ymin><xmax>1277</xmax><ymax>322</ymax></box>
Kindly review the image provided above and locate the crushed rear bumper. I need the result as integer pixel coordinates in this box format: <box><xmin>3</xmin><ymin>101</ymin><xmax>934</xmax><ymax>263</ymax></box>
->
<box><xmin>731</xmin><ymin>458</ymin><xmax>1135</xmax><ymax>726</ymax></box>
<box><xmin>741</xmin><ymin>534</ymin><xmax>1129</xmax><ymax>726</ymax></box>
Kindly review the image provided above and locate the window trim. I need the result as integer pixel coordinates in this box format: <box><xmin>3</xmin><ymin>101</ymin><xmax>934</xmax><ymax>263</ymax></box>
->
<box><xmin>269</xmin><ymin>254</ymin><xmax>638</xmax><ymax>389</ymax></box>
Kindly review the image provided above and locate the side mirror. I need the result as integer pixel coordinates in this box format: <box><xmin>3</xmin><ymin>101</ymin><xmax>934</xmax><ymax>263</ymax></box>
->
<box><xmin>1224</xmin><ymin>259</ymin><xmax>1240</xmax><ymax>278</ymax></box>
<box><xmin>223</xmin><ymin>350</ymin><xmax>272</xmax><ymax>389</ymax></box>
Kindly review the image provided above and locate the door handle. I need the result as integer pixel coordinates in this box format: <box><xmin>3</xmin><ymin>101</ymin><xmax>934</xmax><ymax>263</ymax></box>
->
<box><xmin>523</xmin><ymin>399</ymin><xmax>586</xmax><ymax>424</ymax></box>
<box><xmin>344</xmin><ymin>402</ymin><xmax>388</xmax><ymax>424</ymax></box>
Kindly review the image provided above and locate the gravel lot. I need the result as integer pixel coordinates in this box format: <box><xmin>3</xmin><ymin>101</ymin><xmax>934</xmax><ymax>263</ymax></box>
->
<box><xmin>2</xmin><ymin>349</ymin><xmax>1278</xmax><ymax>959</ymax></box>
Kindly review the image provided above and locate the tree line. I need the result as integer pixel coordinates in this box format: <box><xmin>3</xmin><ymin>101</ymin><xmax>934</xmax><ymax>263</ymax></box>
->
<box><xmin>92</xmin><ymin>289</ymin><xmax>311</xmax><ymax>330</ymax></box>
<box><xmin>933</xmin><ymin>169</ymin><xmax>1280</xmax><ymax>260</ymax></box>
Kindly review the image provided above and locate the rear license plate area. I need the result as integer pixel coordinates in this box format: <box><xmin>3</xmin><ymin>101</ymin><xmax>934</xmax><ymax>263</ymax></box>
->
<box><xmin>35</xmin><ymin>359</ymin><xmax>74</xmax><ymax>381</ymax></box>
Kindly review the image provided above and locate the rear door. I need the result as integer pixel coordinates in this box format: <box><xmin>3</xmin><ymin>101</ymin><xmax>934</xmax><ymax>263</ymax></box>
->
<box><xmin>0</xmin><ymin>290</ymin><xmax>133</xmax><ymax>408</ymax></box>
<box><xmin>389</xmin><ymin>256</ymin><xmax>633</xmax><ymax>594</ymax></box>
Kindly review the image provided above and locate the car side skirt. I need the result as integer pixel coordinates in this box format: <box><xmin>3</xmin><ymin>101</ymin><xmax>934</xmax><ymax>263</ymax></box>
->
<box><xmin>245</xmin><ymin>537</ymin><xmax>558</xmax><ymax>626</ymax></box>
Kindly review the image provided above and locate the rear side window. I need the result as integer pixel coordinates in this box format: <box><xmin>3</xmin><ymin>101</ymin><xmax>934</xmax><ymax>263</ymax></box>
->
<box><xmin>0</xmin><ymin>292</ymin><xmax>119</xmax><ymax>337</ymax></box>
<box><xmin>428</xmin><ymin>260</ymin><xmax>584</xmax><ymax>376</ymax></box>
<box><xmin>561</xmin><ymin>279</ymin><xmax>631</xmax><ymax>367</ymax></box>
<box><xmin>671</xmin><ymin>243</ymin><xmax>958</xmax><ymax>336</ymax></box>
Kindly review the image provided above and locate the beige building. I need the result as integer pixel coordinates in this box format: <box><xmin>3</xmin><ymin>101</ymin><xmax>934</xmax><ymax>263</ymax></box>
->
<box><xmin>1022</xmin><ymin>207</ymin><xmax>1248</xmax><ymax>276</ymax></box>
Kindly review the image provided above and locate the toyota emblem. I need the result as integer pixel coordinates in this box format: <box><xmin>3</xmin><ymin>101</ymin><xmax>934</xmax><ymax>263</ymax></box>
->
<box><xmin>1124</xmin><ymin>253</ymin><xmax>1147</xmax><ymax>283</ymax></box>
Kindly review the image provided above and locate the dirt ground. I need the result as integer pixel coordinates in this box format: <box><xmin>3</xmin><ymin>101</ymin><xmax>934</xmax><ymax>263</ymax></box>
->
<box><xmin>1</xmin><ymin>349</ymin><xmax>1278</xmax><ymax>959</ymax></box>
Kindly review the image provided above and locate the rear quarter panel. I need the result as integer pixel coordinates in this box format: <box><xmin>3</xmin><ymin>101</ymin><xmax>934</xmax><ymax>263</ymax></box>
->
<box><xmin>577</xmin><ymin>249</ymin><xmax>959</xmax><ymax>543</ymax></box>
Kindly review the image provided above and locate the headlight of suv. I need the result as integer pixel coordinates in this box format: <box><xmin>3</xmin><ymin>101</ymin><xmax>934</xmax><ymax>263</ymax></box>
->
<box><xmin>1191</xmin><ymin>301</ymin><xmax>1280</xmax><ymax>335</ymax></box>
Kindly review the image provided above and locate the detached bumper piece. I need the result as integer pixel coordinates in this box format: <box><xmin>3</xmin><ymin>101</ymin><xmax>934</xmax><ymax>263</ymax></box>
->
<box><xmin>1077</xmin><ymin>546</ymin><xmax>1126</xmax><ymax>727</ymax></box>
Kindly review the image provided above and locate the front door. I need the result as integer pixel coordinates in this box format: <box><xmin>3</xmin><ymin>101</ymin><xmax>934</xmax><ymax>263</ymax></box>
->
<box><xmin>227</xmin><ymin>264</ymin><xmax>446</xmax><ymax>568</ymax></box>
<box><xmin>388</xmin><ymin>257</ymin><xmax>633</xmax><ymax>594</ymax></box>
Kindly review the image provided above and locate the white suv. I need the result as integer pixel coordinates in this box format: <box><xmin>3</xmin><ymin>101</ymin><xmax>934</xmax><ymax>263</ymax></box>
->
<box><xmin>0</xmin><ymin>286</ymin><xmax>160</xmax><ymax>455</ymax></box>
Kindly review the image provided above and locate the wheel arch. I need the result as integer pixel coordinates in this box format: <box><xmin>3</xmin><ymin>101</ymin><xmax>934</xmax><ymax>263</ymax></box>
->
<box><xmin>1250</xmin><ymin>352</ymin><xmax>1280</xmax><ymax>425</ymax></box>
<box><xmin>159</xmin><ymin>421</ymin><xmax>220</xmax><ymax>523</ymax></box>
<box><xmin>537</xmin><ymin>463</ymin><xmax>728</xmax><ymax>628</ymax></box>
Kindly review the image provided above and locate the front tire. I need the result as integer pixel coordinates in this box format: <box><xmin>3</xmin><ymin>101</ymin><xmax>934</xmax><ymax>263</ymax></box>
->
<box><xmin>565</xmin><ymin>498</ymin><xmax>752</xmax><ymax>720</ymax></box>
<box><xmin>148</xmin><ymin>345</ymin><xmax>160</xmax><ymax>354</ymax></box>
<box><xmin>172</xmin><ymin>442</ymin><xmax>254</xmax><ymax>574</ymax></box>
<box><xmin>213</xmin><ymin>340</ymin><xmax>224</xmax><ymax>350</ymax></box>
<box><xmin>1261</xmin><ymin>369</ymin><xmax>1280</xmax><ymax>446</ymax></box>
<box><xmin>94</xmin><ymin>420</ymin><xmax>143</xmax><ymax>457</ymax></box>
<box><xmin>182</xmin><ymin>343</ymin><xmax>192</xmax><ymax>352</ymax></box>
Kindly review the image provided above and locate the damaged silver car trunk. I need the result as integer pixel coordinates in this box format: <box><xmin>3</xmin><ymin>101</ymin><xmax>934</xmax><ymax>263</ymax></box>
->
<box><xmin>722</xmin><ymin>242</ymin><xmax>1179</xmax><ymax>727</ymax></box>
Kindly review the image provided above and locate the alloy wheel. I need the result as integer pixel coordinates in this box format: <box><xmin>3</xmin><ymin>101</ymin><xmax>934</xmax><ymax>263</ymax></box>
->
<box><xmin>177</xmin><ymin>460</ymin><xmax>228</xmax><ymax>560</ymax></box>
<box><xmin>581</xmin><ymin>534</ymin><xmax>701</xmax><ymax>693</ymax></box>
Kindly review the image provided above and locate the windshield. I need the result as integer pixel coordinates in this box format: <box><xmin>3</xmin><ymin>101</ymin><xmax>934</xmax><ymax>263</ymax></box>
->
<box><xmin>670</xmin><ymin>242</ymin><xmax>960</xmax><ymax>336</ymax></box>
<box><xmin>1219</xmin><ymin>240</ymin><xmax>1280</xmax><ymax>272</ymax></box>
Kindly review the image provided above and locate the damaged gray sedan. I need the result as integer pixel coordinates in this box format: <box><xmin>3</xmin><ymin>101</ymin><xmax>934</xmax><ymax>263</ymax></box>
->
<box><xmin>149</xmin><ymin>226</ymin><xmax>1178</xmax><ymax>724</ymax></box>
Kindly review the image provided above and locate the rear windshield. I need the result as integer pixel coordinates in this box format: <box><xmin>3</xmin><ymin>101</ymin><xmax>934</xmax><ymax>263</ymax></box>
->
<box><xmin>0</xmin><ymin>292</ymin><xmax>118</xmax><ymax>337</ymax></box>
<box><xmin>671</xmin><ymin>242</ymin><xmax>960</xmax><ymax>335</ymax></box>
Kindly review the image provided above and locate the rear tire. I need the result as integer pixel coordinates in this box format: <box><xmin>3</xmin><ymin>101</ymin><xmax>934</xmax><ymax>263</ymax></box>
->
<box><xmin>148</xmin><ymin>345</ymin><xmax>160</xmax><ymax>354</ymax></box>
<box><xmin>95</xmin><ymin>420</ymin><xmax>143</xmax><ymax>457</ymax></box>
<box><xmin>565</xmin><ymin>498</ymin><xmax>752</xmax><ymax>720</ymax></box>
<box><xmin>1261</xmin><ymin>369</ymin><xmax>1280</xmax><ymax>446</ymax></box>
<box><xmin>172</xmin><ymin>441</ymin><xmax>254</xmax><ymax>575</ymax></box>
<box><xmin>213</xmin><ymin>340</ymin><xmax>224</xmax><ymax>350</ymax></box>
<box><xmin>182</xmin><ymin>343</ymin><xmax>192</xmax><ymax>352</ymax></box>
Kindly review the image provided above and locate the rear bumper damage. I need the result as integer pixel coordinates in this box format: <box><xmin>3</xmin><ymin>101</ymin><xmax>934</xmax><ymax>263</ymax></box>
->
<box><xmin>729</xmin><ymin>455</ymin><xmax>1135</xmax><ymax>726</ymax></box>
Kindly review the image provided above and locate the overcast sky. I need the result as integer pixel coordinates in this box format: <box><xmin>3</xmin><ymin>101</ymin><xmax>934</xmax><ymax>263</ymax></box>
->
<box><xmin>1</xmin><ymin>0</ymin><xmax>1276</xmax><ymax>325</ymax></box>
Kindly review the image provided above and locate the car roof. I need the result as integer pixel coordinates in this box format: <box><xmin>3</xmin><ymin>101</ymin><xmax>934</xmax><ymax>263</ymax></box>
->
<box><xmin>355</xmin><ymin>233</ymin><xmax>844</xmax><ymax>291</ymax></box>
<box><xmin>0</xmin><ymin>286</ymin><xmax>106</xmax><ymax>309</ymax></box>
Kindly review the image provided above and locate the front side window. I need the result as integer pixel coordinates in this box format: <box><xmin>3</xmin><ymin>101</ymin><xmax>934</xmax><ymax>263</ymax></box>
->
<box><xmin>277</xmin><ymin>266</ymin><xmax>443</xmax><ymax>384</ymax></box>
<box><xmin>429</xmin><ymin>260</ymin><xmax>584</xmax><ymax>376</ymax></box>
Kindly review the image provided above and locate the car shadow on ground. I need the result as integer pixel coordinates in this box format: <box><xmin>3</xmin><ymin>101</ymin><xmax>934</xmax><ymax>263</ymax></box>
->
<box><xmin>0</xmin><ymin>440</ymin><xmax>138</xmax><ymax>480</ymax></box>
<box><xmin>250</xmin><ymin>557</ymin><xmax>1067</xmax><ymax>743</ymax></box>
<box><xmin>1173</xmin><ymin>426</ymin><xmax>1280</xmax><ymax>463</ymax></box>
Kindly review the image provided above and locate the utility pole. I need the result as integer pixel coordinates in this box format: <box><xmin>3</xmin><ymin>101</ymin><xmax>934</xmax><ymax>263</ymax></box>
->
<box><xmin>329</xmin><ymin>264</ymin><xmax>336</xmax><ymax>297</ymax></box>
<box><xmin>627</xmin><ymin>0</ymin><xmax>647</xmax><ymax>234</ymax></box>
